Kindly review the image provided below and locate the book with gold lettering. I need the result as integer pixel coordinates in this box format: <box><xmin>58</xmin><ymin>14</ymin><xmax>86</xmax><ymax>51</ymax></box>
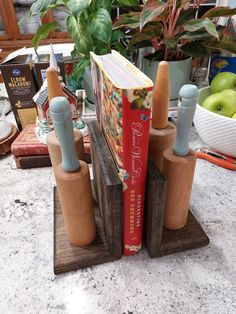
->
<box><xmin>90</xmin><ymin>51</ymin><xmax>153</xmax><ymax>256</ymax></box>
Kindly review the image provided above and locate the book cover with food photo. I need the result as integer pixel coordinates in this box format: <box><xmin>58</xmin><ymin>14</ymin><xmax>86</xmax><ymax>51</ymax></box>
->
<box><xmin>90</xmin><ymin>51</ymin><xmax>153</xmax><ymax>256</ymax></box>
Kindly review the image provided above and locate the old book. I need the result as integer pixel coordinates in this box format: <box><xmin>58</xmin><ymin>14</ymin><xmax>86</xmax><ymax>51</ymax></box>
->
<box><xmin>90</xmin><ymin>50</ymin><xmax>153</xmax><ymax>256</ymax></box>
<box><xmin>11</xmin><ymin>124</ymin><xmax>49</xmax><ymax>157</ymax></box>
<box><xmin>14</xmin><ymin>155</ymin><xmax>51</xmax><ymax>169</ymax></box>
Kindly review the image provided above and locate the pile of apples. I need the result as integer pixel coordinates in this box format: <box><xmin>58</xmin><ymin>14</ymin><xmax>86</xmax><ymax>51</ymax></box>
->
<box><xmin>202</xmin><ymin>72</ymin><xmax>236</xmax><ymax>119</ymax></box>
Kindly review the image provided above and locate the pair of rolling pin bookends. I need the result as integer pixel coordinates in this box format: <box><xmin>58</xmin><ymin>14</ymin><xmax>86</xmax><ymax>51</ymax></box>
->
<box><xmin>145</xmin><ymin>62</ymin><xmax>209</xmax><ymax>258</ymax></box>
<box><xmin>50</xmin><ymin>60</ymin><xmax>209</xmax><ymax>274</ymax></box>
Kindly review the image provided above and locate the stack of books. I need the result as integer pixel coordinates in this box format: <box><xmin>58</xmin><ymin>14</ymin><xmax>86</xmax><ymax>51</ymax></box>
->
<box><xmin>11</xmin><ymin>124</ymin><xmax>92</xmax><ymax>168</ymax></box>
<box><xmin>11</xmin><ymin>124</ymin><xmax>51</xmax><ymax>169</ymax></box>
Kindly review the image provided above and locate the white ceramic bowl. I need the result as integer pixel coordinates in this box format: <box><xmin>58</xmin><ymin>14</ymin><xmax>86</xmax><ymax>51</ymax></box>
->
<box><xmin>194</xmin><ymin>86</ymin><xmax>236</xmax><ymax>157</ymax></box>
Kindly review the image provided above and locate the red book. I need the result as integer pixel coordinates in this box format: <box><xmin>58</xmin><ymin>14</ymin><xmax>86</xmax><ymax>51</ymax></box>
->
<box><xmin>91</xmin><ymin>51</ymin><xmax>153</xmax><ymax>255</ymax></box>
<box><xmin>11</xmin><ymin>124</ymin><xmax>48</xmax><ymax>157</ymax></box>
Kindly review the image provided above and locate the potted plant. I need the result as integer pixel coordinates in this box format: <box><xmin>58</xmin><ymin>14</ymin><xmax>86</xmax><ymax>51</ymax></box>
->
<box><xmin>114</xmin><ymin>0</ymin><xmax>236</xmax><ymax>104</ymax></box>
<box><xmin>25</xmin><ymin>0</ymin><xmax>127</xmax><ymax>105</ymax></box>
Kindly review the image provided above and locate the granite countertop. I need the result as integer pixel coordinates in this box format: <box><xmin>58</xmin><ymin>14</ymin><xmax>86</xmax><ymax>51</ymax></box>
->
<box><xmin>0</xmin><ymin>126</ymin><xmax>236</xmax><ymax>314</ymax></box>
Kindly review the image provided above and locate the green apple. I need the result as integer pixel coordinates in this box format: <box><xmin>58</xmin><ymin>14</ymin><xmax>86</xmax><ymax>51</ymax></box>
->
<box><xmin>220</xmin><ymin>89</ymin><xmax>236</xmax><ymax>106</ymax></box>
<box><xmin>202</xmin><ymin>93</ymin><xmax>236</xmax><ymax>117</ymax></box>
<box><xmin>232</xmin><ymin>112</ymin><xmax>236</xmax><ymax>119</ymax></box>
<box><xmin>210</xmin><ymin>72</ymin><xmax>236</xmax><ymax>94</ymax></box>
<box><xmin>220</xmin><ymin>89</ymin><xmax>236</xmax><ymax>98</ymax></box>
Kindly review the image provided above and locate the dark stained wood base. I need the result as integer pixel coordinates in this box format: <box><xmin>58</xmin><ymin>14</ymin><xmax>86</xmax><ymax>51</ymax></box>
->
<box><xmin>144</xmin><ymin>157</ymin><xmax>209</xmax><ymax>258</ymax></box>
<box><xmin>53</xmin><ymin>186</ymin><xmax>119</xmax><ymax>275</ymax></box>
<box><xmin>159</xmin><ymin>210</ymin><xmax>209</xmax><ymax>257</ymax></box>
<box><xmin>0</xmin><ymin>124</ymin><xmax>19</xmax><ymax>155</ymax></box>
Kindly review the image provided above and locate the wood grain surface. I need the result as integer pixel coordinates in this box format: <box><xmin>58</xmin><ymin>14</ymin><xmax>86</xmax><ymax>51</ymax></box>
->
<box><xmin>144</xmin><ymin>157</ymin><xmax>167</xmax><ymax>257</ymax></box>
<box><xmin>88</xmin><ymin>120</ymin><xmax>123</xmax><ymax>257</ymax></box>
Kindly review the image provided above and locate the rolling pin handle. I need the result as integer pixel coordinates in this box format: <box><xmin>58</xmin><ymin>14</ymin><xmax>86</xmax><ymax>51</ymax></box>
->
<box><xmin>50</xmin><ymin>96</ymin><xmax>80</xmax><ymax>172</ymax></box>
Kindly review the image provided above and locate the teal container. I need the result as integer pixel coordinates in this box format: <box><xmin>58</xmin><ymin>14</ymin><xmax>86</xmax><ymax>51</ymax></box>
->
<box><xmin>209</xmin><ymin>54</ymin><xmax>236</xmax><ymax>83</ymax></box>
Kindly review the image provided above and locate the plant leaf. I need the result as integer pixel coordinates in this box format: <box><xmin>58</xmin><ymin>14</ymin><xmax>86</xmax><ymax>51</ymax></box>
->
<box><xmin>113</xmin><ymin>12</ymin><xmax>140</xmax><ymax>29</ymax></box>
<box><xmin>180</xmin><ymin>30</ymin><xmax>213</xmax><ymax>41</ymax></box>
<box><xmin>88</xmin><ymin>9</ymin><xmax>112</xmax><ymax>44</ymax></box>
<box><xmin>29</xmin><ymin>0</ymin><xmax>58</xmax><ymax>16</ymax></box>
<box><xmin>117</xmin><ymin>0</ymin><xmax>140</xmax><ymax>8</ymax></box>
<box><xmin>112</xmin><ymin>42</ymin><xmax>128</xmax><ymax>56</ymax></box>
<box><xmin>67</xmin><ymin>15</ymin><xmax>93</xmax><ymax>57</ymax></box>
<box><xmin>140</xmin><ymin>0</ymin><xmax>166</xmax><ymax>30</ymax></box>
<box><xmin>75</xmin><ymin>59</ymin><xmax>90</xmax><ymax>80</ymax></box>
<box><xmin>67</xmin><ymin>0</ymin><xmax>91</xmax><ymax>15</ymax></box>
<box><xmin>204</xmin><ymin>35</ymin><xmax>236</xmax><ymax>55</ymax></box>
<box><xmin>32</xmin><ymin>22</ymin><xmax>57</xmax><ymax>51</ymax></box>
<box><xmin>94</xmin><ymin>44</ymin><xmax>109</xmax><ymax>55</ymax></box>
<box><xmin>176</xmin><ymin>8</ymin><xmax>197</xmax><ymax>26</ymax></box>
<box><xmin>128</xmin><ymin>32</ymin><xmax>152</xmax><ymax>49</ymax></box>
<box><xmin>184</xmin><ymin>18</ymin><xmax>219</xmax><ymax>39</ymax></box>
<box><xmin>111</xmin><ymin>30</ymin><xmax>126</xmax><ymax>43</ymax></box>
<box><xmin>181</xmin><ymin>41</ymin><xmax>209</xmax><ymax>57</ymax></box>
<box><xmin>70</xmin><ymin>46</ymin><xmax>78</xmax><ymax>58</ymax></box>
<box><xmin>164</xmin><ymin>37</ymin><xmax>180</xmax><ymax>48</ymax></box>
<box><xmin>202</xmin><ymin>6</ymin><xmax>236</xmax><ymax>19</ymax></box>
<box><xmin>94</xmin><ymin>0</ymin><xmax>112</xmax><ymax>13</ymax></box>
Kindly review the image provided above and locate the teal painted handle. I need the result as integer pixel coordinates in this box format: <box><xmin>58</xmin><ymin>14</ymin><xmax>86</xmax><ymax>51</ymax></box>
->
<box><xmin>50</xmin><ymin>96</ymin><xmax>80</xmax><ymax>172</ymax></box>
<box><xmin>173</xmin><ymin>84</ymin><xmax>199</xmax><ymax>157</ymax></box>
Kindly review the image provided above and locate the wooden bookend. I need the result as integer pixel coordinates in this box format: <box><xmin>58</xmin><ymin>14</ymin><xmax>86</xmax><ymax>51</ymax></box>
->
<box><xmin>88</xmin><ymin>120</ymin><xmax>123</xmax><ymax>257</ymax></box>
<box><xmin>53</xmin><ymin>120</ymin><xmax>123</xmax><ymax>274</ymax></box>
<box><xmin>144</xmin><ymin>156</ymin><xmax>209</xmax><ymax>258</ymax></box>
<box><xmin>144</xmin><ymin>157</ymin><xmax>167</xmax><ymax>257</ymax></box>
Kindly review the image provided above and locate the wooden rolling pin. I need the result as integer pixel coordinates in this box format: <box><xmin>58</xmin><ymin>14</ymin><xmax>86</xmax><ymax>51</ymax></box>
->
<box><xmin>149</xmin><ymin>61</ymin><xmax>176</xmax><ymax>171</ymax></box>
<box><xmin>50</xmin><ymin>96</ymin><xmax>96</xmax><ymax>246</ymax></box>
<box><xmin>163</xmin><ymin>84</ymin><xmax>199</xmax><ymax>230</ymax></box>
<box><xmin>46</xmin><ymin>66</ymin><xmax>64</xmax><ymax>102</ymax></box>
<box><xmin>46</xmin><ymin>66</ymin><xmax>85</xmax><ymax>170</ymax></box>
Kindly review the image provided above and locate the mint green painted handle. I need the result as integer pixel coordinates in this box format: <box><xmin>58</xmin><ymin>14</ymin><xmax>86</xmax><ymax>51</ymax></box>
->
<box><xmin>50</xmin><ymin>96</ymin><xmax>80</xmax><ymax>172</ymax></box>
<box><xmin>173</xmin><ymin>84</ymin><xmax>199</xmax><ymax>157</ymax></box>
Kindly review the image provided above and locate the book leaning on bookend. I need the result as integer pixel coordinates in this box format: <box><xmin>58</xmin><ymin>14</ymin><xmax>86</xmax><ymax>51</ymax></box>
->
<box><xmin>90</xmin><ymin>50</ymin><xmax>153</xmax><ymax>256</ymax></box>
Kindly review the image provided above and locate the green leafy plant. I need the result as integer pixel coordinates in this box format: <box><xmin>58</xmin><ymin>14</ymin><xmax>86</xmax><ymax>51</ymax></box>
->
<box><xmin>26</xmin><ymin>0</ymin><xmax>128</xmax><ymax>78</ymax></box>
<box><xmin>114</xmin><ymin>0</ymin><xmax>236</xmax><ymax>61</ymax></box>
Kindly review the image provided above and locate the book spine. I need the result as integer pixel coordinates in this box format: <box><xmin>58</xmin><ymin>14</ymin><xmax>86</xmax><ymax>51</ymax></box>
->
<box><xmin>11</xmin><ymin>144</ymin><xmax>49</xmax><ymax>157</ymax></box>
<box><xmin>14</xmin><ymin>155</ymin><xmax>51</xmax><ymax>169</ymax></box>
<box><xmin>122</xmin><ymin>87</ymin><xmax>152</xmax><ymax>256</ymax></box>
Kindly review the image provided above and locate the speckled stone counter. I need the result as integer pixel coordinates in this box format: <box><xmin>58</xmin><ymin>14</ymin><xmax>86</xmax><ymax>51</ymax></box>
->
<box><xmin>0</xmin><ymin>127</ymin><xmax>236</xmax><ymax>314</ymax></box>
